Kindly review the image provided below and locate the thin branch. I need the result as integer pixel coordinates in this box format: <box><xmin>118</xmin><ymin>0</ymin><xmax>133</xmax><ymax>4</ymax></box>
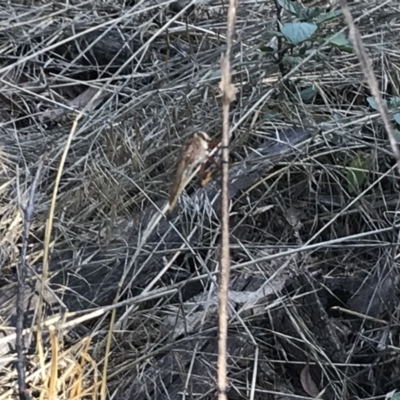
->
<box><xmin>16</xmin><ymin>156</ymin><xmax>46</xmax><ymax>400</ymax></box>
<box><xmin>271</xmin><ymin>0</ymin><xmax>287</xmax><ymax>77</ymax></box>
<box><xmin>339</xmin><ymin>0</ymin><xmax>400</xmax><ymax>177</ymax></box>
<box><xmin>218</xmin><ymin>0</ymin><xmax>238</xmax><ymax>397</ymax></box>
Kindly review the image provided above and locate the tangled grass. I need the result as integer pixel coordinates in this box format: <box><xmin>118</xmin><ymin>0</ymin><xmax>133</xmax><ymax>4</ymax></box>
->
<box><xmin>1</xmin><ymin>0</ymin><xmax>400</xmax><ymax>398</ymax></box>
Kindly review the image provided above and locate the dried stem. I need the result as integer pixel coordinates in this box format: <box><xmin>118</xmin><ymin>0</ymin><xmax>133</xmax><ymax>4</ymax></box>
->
<box><xmin>16</xmin><ymin>156</ymin><xmax>46</xmax><ymax>400</ymax></box>
<box><xmin>218</xmin><ymin>0</ymin><xmax>238</xmax><ymax>397</ymax></box>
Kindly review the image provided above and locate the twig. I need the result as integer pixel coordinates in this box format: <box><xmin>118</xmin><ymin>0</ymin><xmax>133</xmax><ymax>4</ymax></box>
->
<box><xmin>339</xmin><ymin>0</ymin><xmax>400</xmax><ymax>177</ymax></box>
<box><xmin>218</xmin><ymin>0</ymin><xmax>238</xmax><ymax>397</ymax></box>
<box><xmin>271</xmin><ymin>0</ymin><xmax>287</xmax><ymax>77</ymax></box>
<box><xmin>16</xmin><ymin>156</ymin><xmax>46</xmax><ymax>400</ymax></box>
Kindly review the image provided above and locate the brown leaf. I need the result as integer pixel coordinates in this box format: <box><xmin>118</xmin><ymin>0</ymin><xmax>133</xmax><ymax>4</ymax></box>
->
<box><xmin>300</xmin><ymin>361</ymin><xmax>320</xmax><ymax>398</ymax></box>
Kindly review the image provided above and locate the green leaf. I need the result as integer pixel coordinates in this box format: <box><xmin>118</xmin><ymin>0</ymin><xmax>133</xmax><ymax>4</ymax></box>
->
<box><xmin>282</xmin><ymin>55</ymin><xmax>303</xmax><ymax>65</ymax></box>
<box><xmin>367</xmin><ymin>97</ymin><xmax>378</xmax><ymax>110</ymax></box>
<box><xmin>277</xmin><ymin>0</ymin><xmax>301</xmax><ymax>16</ymax></box>
<box><xmin>393</xmin><ymin>113</ymin><xmax>400</xmax><ymax>125</ymax></box>
<box><xmin>394</xmin><ymin>130</ymin><xmax>400</xmax><ymax>142</ymax></box>
<box><xmin>209</xmin><ymin>70</ymin><xmax>221</xmax><ymax>80</ymax></box>
<box><xmin>281</xmin><ymin>22</ymin><xmax>318</xmax><ymax>45</ymax></box>
<box><xmin>367</xmin><ymin>96</ymin><xmax>387</xmax><ymax>110</ymax></box>
<box><xmin>298</xmin><ymin>7</ymin><xmax>323</xmax><ymax>21</ymax></box>
<box><xmin>316</xmin><ymin>9</ymin><xmax>342</xmax><ymax>24</ymax></box>
<box><xmin>346</xmin><ymin>152</ymin><xmax>370</xmax><ymax>194</ymax></box>
<box><xmin>327</xmin><ymin>32</ymin><xmax>352</xmax><ymax>51</ymax></box>
<box><xmin>300</xmin><ymin>86</ymin><xmax>317</xmax><ymax>101</ymax></box>
<box><xmin>391</xmin><ymin>393</ymin><xmax>400</xmax><ymax>400</ymax></box>
<box><xmin>262</xmin><ymin>30</ymin><xmax>285</xmax><ymax>40</ymax></box>
<box><xmin>389</xmin><ymin>97</ymin><xmax>400</xmax><ymax>108</ymax></box>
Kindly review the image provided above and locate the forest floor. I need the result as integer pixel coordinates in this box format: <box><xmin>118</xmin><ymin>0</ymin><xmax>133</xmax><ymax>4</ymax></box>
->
<box><xmin>0</xmin><ymin>0</ymin><xmax>400</xmax><ymax>399</ymax></box>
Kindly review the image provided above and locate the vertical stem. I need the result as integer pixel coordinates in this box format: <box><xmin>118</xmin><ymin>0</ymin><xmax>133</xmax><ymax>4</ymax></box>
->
<box><xmin>217</xmin><ymin>0</ymin><xmax>237</xmax><ymax>397</ymax></box>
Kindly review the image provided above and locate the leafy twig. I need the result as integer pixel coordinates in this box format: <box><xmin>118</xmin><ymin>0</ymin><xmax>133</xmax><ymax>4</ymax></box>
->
<box><xmin>16</xmin><ymin>156</ymin><xmax>46</xmax><ymax>400</ymax></box>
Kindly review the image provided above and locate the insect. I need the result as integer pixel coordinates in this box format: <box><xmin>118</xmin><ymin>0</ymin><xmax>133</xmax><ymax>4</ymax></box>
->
<box><xmin>167</xmin><ymin>131</ymin><xmax>219</xmax><ymax>214</ymax></box>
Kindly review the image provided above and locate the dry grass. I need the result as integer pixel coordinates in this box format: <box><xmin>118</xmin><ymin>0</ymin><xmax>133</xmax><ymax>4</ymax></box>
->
<box><xmin>1</xmin><ymin>0</ymin><xmax>400</xmax><ymax>398</ymax></box>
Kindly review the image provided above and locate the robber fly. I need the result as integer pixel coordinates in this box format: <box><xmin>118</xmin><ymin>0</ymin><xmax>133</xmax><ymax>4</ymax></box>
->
<box><xmin>167</xmin><ymin>131</ymin><xmax>219</xmax><ymax>214</ymax></box>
